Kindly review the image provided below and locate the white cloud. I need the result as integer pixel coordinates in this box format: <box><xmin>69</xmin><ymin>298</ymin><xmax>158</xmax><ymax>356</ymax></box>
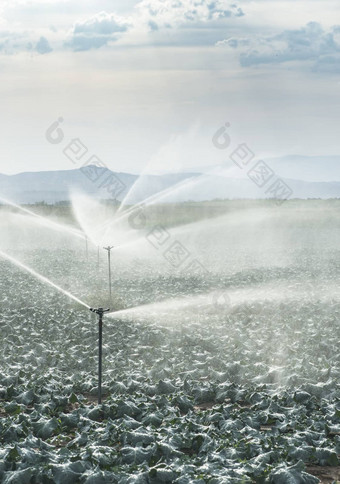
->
<box><xmin>135</xmin><ymin>0</ymin><xmax>244</xmax><ymax>30</ymax></box>
<box><xmin>216</xmin><ymin>37</ymin><xmax>249</xmax><ymax>48</ymax></box>
<box><xmin>35</xmin><ymin>36</ymin><xmax>53</xmax><ymax>54</ymax></box>
<box><xmin>116</xmin><ymin>0</ymin><xmax>246</xmax><ymax>48</ymax></box>
<box><xmin>314</xmin><ymin>54</ymin><xmax>340</xmax><ymax>73</ymax></box>
<box><xmin>63</xmin><ymin>1</ymin><xmax>245</xmax><ymax>50</ymax></box>
<box><xmin>0</xmin><ymin>30</ymin><xmax>32</xmax><ymax>55</ymax></box>
<box><xmin>0</xmin><ymin>0</ymin><xmax>245</xmax><ymax>54</ymax></box>
<box><xmin>66</xmin><ymin>11</ymin><xmax>130</xmax><ymax>51</ymax></box>
<box><xmin>0</xmin><ymin>30</ymin><xmax>55</xmax><ymax>55</ymax></box>
<box><xmin>218</xmin><ymin>22</ymin><xmax>340</xmax><ymax>72</ymax></box>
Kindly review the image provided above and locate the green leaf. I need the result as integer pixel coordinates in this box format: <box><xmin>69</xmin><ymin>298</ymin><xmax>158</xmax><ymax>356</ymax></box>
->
<box><xmin>69</xmin><ymin>393</ymin><xmax>78</xmax><ymax>404</ymax></box>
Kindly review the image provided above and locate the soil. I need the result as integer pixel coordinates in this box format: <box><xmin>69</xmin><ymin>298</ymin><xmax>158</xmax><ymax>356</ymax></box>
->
<box><xmin>306</xmin><ymin>465</ymin><xmax>340</xmax><ymax>484</ymax></box>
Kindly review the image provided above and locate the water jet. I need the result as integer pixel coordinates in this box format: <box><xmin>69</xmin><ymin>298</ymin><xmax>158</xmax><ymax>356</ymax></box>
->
<box><xmin>0</xmin><ymin>249</ymin><xmax>90</xmax><ymax>309</ymax></box>
<box><xmin>0</xmin><ymin>195</ymin><xmax>85</xmax><ymax>240</ymax></box>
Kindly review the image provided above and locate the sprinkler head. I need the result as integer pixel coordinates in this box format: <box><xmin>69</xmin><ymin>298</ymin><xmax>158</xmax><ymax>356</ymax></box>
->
<box><xmin>90</xmin><ymin>307</ymin><xmax>110</xmax><ymax>316</ymax></box>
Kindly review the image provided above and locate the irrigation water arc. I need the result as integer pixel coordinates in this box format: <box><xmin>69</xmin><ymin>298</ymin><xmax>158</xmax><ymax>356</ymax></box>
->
<box><xmin>0</xmin><ymin>249</ymin><xmax>123</xmax><ymax>405</ymax></box>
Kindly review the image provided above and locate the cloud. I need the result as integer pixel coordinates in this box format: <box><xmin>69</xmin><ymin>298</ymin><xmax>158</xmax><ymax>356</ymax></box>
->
<box><xmin>126</xmin><ymin>0</ymin><xmax>246</xmax><ymax>47</ymax></box>
<box><xmin>0</xmin><ymin>31</ymin><xmax>54</xmax><ymax>55</ymax></box>
<box><xmin>148</xmin><ymin>20</ymin><xmax>159</xmax><ymax>31</ymax></box>
<box><xmin>0</xmin><ymin>0</ymin><xmax>246</xmax><ymax>54</ymax></box>
<box><xmin>63</xmin><ymin>1</ymin><xmax>245</xmax><ymax>51</ymax></box>
<box><xmin>0</xmin><ymin>30</ymin><xmax>34</xmax><ymax>55</ymax></box>
<box><xmin>35</xmin><ymin>36</ymin><xmax>53</xmax><ymax>54</ymax></box>
<box><xmin>218</xmin><ymin>22</ymin><xmax>340</xmax><ymax>72</ymax></box>
<box><xmin>136</xmin><ymin>0</ymin><xmax>245</xmax><ymax>30</ymax></box>
<box><xmin>66</xmin><ymin>11</ymin><xmax>130</xmax><ymax>51</ymax></box>
<box><xmin>313</xmin><ymin>54</ymin><xmax>340</xmax><ymax>73</ymax></box>
<box><xmin>216</xmin><ymin>37</ymin><xmax>249</xmax><ymax>48</ymax></box>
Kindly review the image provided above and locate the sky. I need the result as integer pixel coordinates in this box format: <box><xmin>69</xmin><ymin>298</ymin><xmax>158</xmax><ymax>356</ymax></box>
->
<box><xmin>0</xmin><ymin>0</ymin><xmax>339</xmax><ymax>176</ymax></box>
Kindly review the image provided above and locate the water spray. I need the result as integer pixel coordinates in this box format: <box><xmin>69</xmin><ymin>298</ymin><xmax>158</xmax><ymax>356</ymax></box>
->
<box><xmin>0</xmin><ymin>250</ymin><xmax>111</xmax><ymax>405</ymax></box>
<box><xmin>0</xmin><ymin>195</ymin><xmax>85</xmax><ymax>240</ymax></box>
<box><xmin>0</xmin><ymin>249</ymin><xmax>90</xmax><ymax>309</ymax></box>
<box><xmin>103</xmin><ymin>246</ymin><xmax>114</xmax><ymax>302</ymax></box>
<box><xmin>89</xmin><ymin>307</ymin><xmax>110</xmax><ymax>404</ymax></box>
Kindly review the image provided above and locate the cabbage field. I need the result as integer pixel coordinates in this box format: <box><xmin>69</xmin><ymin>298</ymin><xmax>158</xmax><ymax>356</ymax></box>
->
<box><xmin>0</xmin><ymin>200</ymin><xmax>340</xmax><ymax>483</ymax></box>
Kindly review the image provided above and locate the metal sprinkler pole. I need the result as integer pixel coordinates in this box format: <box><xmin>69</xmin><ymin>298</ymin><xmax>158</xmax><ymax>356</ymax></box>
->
<box><xmin>97</xmin><ymin>246</ymin><xmax>100</xmax><ymax>269</ymax></box>
<box><xmin>85</xmin><ymin>235</ymin><xmax>88</xmax><ymax>260</ymax></box>
<box><xmin>90</xmin><ymin>307</ymin><xmax>110</xmax><ymax>404</ymax></box>
<box><xmin>103</xmin><ymin>246</ymin><xmax>114</xmax><ymax>303</ymax></box>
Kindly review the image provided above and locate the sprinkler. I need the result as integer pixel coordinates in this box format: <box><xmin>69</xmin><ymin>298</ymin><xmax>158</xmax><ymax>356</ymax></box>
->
<box><xmin>103</xmin><ymin>246</ymin><xmax>114</xmax><ymax>302</ymax></box>
<box><xmin>90</xmin><ymin>307</ymin><xmax>110</xmax><ymax>404</ymax></box>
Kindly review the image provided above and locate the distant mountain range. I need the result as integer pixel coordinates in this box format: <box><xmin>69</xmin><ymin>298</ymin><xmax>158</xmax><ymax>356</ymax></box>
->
<box><xmin>0</xmin><ymin>168</ymin><xmax>192</xmax><ymax>204</ymax></box>
<box><xmin>1</xmin><ymin>162</ymin><xmax>340</xmax><ymax>204</ymax></box>
<box><xmin>184</xmin><ymin>155</ymin><xmax>340</xmax><ymax>183</ymax></box>
<box><xmin>266</xmin><ymin>155</ymin><xmax>340</xmax><ymax>183</ymax></box>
